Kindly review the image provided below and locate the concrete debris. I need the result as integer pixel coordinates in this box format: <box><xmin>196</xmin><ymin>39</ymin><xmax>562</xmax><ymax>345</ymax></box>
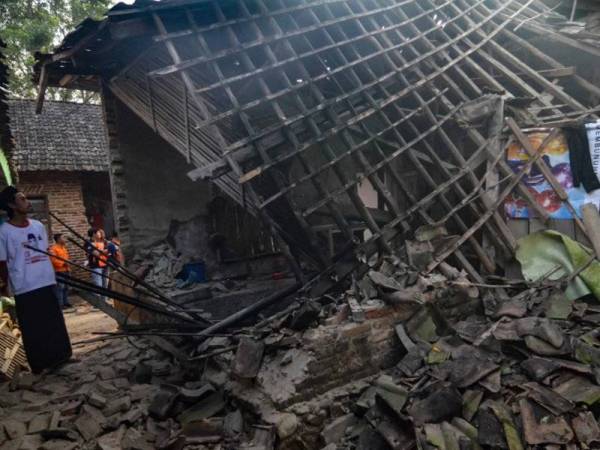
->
<box><xmin>232</xmin><ymin>337</ymin><xmax>265</xmax><ymax>379</ymax></box>
<box><xmin>2</xmin><ymin>419</ymin><xmax>25</xmax><ymax>441</ymax></box>
<box><xmin>26</xmin><ymin>413</ymin><xmax>48</xmax><ymax>434</ymax></box>
<box><xmin>272</xmin><ymin>413</ymin><xmax>298</xmax><ymax>440</ymax></box>
<box><xmin>135</xmin><ymin>243</ymin><xmax>186</xmax><ymax>289</ymax></box>
<box><xmin>74</xmin><ymin>411</ymin><xmax>102</xmax><ymax>441</ymax></box>
<box><xmin>87</xmin><ymin>392</ymin><xmax>107</xmax><ymax>409</ymax></box>
<box><xmin>67</xmin><ymin>256</ymin><xmax>597</xmax><ymax>450</ymax></box>
<box><xmin>148</xmin><ymin>386</ymin><xmax>178</xmax><ymax>420</ymax></box>
<box><xmin>320</xmin><ymin>414</ymin><xmax>357</xmax><ymax>445</ymax></box>
<box><xmin>223</xmin><ymin>409</ymin><xmax>243</xmax><ymax>438</ymax></box>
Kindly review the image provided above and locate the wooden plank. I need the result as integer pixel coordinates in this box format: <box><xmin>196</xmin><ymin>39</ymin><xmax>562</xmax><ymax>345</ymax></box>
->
<box><xmin>148</xmin><ymin>0</ymin><xmax>440</xmax><ymax>78</ymax></box>
<box><xmin>508</xmin><ymin>219</ymin><xmax>529</xmax><ymax>240</ymax></box>
<box><xmin>575</xmin><ymin>220</ymin><xmax>593</xmax><ymax>248</ymax></box>
<box><xmin>443</xmin><ymin>33</ymin><xmax>548</xmax><ymax>223</ymax></box>
<box><xmin>529</xmin><ymin>218</ymin><xmax>546</xmax><ymax>233</ymax></box>
<box><xmin>498</xmin><ymin>27</ymin><xmax>600</xmax><ymax>103</ymax></box>
<box><xmin>398</xmin><ymin>0</ymin><xmax>551</xmax><ymax>223</ymax></box>
<box><xmin>539</xmin><ymin>67</ymin><xmax>576</xmax><ymax>78</ymax></box>
<box><xmin>457</xmin><ymin>0</ymin><xmax>590</xmax><ymax>114</ymax></box>
<box><xmin>203</xmin><ymin>0</ymin><xmax>525</xmax><ymax>159</ymax></box>
<box><xmin>258</xmin><ymin>90</ymin><xmax>448</xmax><ymax>208</ymax></box>
<box><xmin>548</xmin><ymin>218</ymin><xmax>576</xmax><ymax>240</ymax></box>
<box><xmin>426</xmin><ymin>128</ymin><xmax>561</xmax><ymax>273</ymax></box>
<box><xmin>581</xmin><ymin>204</ymin><xmax>600</xmax><ymax>259</ymax></box>
<box><xmin>35</xmin><ymin>64</ymin><xmax>48</xmax><ymax>114</ymax></box>
<box><xmin>505</xmin><ymin>10</ymin><xmax>600</xmax><ymax>59</ymax></box>
<box><xmin>360</xmin><ymin>4</ymin><xmax>516</xmax><ymax>258</ymax></box>
<box><xmin>108</xmin><ymin>18</ymin><xmax>155</xmax><ymax>40</ymax></box>
<box><xmin>152</xmin><ymin>11</ymin><xmax>308</xmax><ymax>281</ymax></box>
<box><xmin>183</xmin><ymin>87</ymin><xmax>191</xmax><ymax>164</ymax></box>
<box><xmin>186</xmin><ymin>5</ymin><xmax>346</xmax><ymax>262</ymax></box>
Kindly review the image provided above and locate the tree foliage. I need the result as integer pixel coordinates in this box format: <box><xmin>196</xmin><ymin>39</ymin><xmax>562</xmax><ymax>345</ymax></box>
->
<box><xmin>0</xmin><ymin>0</ymin><xmax>111</xmax><ymax>101</ymax></box>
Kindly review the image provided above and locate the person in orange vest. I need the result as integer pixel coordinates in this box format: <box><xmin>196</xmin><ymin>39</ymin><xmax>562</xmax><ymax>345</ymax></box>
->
<box><xmin>90</xmin><ymin>228</ymin><xmax>109</xmax><ymax>302</ymax></box>
<box><xmin>107</xmin><ymin>231</ymin><xmax>124</xmax><ymax>265</ymax></box>
<box><xmin>49</xmin><ymin>233</ymin><xmax>73</xmax><ymax>309</ymax></box>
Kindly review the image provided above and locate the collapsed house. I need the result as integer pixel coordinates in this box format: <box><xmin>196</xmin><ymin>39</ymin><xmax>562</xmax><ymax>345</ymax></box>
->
<box><xmin>12</xmin><ymin>0</ymin><xmax>600</xmax><ymax>448</ymax></box>
<box><xmin>34</xmin><ymin>0</ymin><xmax>600</xmax><ymax>287</ymax></box>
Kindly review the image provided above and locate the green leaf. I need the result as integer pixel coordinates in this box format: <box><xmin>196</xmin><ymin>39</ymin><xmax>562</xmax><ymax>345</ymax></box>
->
<box><xmin>0</xmin><ymin>0</ymin><xmax>111</xmax><ymax>99</ymax></box>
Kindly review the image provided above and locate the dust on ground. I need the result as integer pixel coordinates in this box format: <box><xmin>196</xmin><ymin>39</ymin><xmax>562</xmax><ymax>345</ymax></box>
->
<box><xmin>63</xmin><ymin>294</ymin><xmax>119</xmax><ymax>355</ymax></box>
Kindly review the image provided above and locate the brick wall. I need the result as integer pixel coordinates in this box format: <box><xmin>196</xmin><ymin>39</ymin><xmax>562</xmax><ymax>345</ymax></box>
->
<box><xmin>19</xmin><ymin>171</ymin><xmax>91</xmax><ymax>279</ymax></box>
<box><xmin>251</xmin><ymin>304</ymin><xmax>416</xmax><ymax>409</ymax></box>
<box><xmin>101</xmin><ymin>88</ymin><xmax>131</xmax><ymax>258</ymax></box>
<box><xmin>298</xmin><ymin>305</ymin><xmax>412</xmax><ymax>402</ymax></box>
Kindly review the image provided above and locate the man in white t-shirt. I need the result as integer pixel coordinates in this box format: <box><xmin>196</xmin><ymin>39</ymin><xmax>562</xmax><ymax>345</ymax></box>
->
<box><xmin>0</xmin><ymin>186</ymin><xmax>72</xmax><ymax>373</ymax></box>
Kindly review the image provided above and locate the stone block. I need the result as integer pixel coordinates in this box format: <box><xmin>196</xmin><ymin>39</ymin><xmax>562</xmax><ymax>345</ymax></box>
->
<box><xmin>96</xmin><ymin>381</ymin><xmax>118</xmax><ymax>396</ymax></box>
<box><xmin>223</xmin><ymin>410</ymin><xmax>243</xmax><ymax>438</ymax></box>
<box><xmin>338</xmin><ymin>322</ymin><xmax>371</xmax><ymax>340</ymax></box>
<box><xmin>19</xmin><ymin>434</ymin><xmax>43</xmax><ymax>450</ymax></box>
<box><xmin>363</xmin><ymin>303</ymin><xmax>392</xmax><ymax>320</ymax></box>
<box><xmin>74</xmin><ymin>412</ymin><xmax>102</xmax><ymax>441</ymax></box>
<box><xmin>98</xmin><ymin>367</ymin><xmax>117</xmax><ymax>381</ymax></box>
<box><xmin>271</xmin><ymin>413</ymin><xmax>299</xmax><ymax>440</ymax></box>
<box><xmin>96</xmin><ymin>426</ymin><xmax>126</xmax><ymax>450</ymax></box>
<box><xmin>2</xmin><ymin>420</ymin><xmax>26</xmax><ymax>440</ymax></box>
<box><xmin>15</xmin><ymin>373</ymin><xmax>37</xmax><ymax>391</ymax></box>
<box><xmin>232</xmin><ymin>338</ymin><xmax>265</xmax><ymax>379</ymax></box>
<box><xmin>131</xmin><ymin>362</ymin><xmax>152</xmax><ymax>384</ymax></box>
<box><xmin>406</xmin><ymin>240</ymin><xmax>433</xmax><ymax>271</ymax></box>
<box><xmin>87</xmin><ymin>392</ymin><xmax>107</xmax><ymax>409</ymax></box>
<box><xmin>104</xmin><ymin>396</ymin><xmax>131</xmax><ymax>417</ymax></box>
<box><xmin>367</xmin><ymin>327</ymin><xmax>395</xmax><ymax>345</ymax></box>
<box><xmin>321</xmin><ymin>414</ymin><xmax>357</xmax><ymax>445</ymax></box>
<box><xmin>112</xmin><ymin>378</ymin><xmax>130</xmax><ymax>390</ymax></box>
<box><xmin>40</xmin><ymin>440</ymin><xmax>78</xmax><ymax>450</ymax></box>
<box><xmin>26</xmin><ymin>414</ymin><xmax>49</xmax><ymax>434</ymax></box>
<box><xmin>148</xmin><ymin>386</ymin><xmax>178</xmax><ymax>420</ymax></box>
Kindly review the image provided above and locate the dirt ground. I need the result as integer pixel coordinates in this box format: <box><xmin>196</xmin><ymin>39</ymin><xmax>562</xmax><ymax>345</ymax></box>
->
<box><xmin>63</xmin><ymin>294</ymin><xmax>119</xmax><ymax>355</ymax></box>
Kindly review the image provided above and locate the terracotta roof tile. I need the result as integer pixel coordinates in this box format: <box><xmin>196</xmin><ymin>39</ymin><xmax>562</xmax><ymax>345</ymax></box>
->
<box><xmin>8</xmin><ymin>99</ymin><xmax>108</xmax><ymax>172</ymax></box>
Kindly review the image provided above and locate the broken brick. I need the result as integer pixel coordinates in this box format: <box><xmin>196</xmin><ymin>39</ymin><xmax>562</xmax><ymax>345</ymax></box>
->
<box><xmin>74</xmin><ymin>412</ymin><xmax>102</xmax><ymax>441</ymax></box>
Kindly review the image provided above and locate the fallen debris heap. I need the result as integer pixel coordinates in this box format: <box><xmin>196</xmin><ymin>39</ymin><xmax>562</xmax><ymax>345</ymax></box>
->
<box><xmin>5</xmin><ymin>259</ymin><xmax>600</xmax><ymax>449</ymax></box>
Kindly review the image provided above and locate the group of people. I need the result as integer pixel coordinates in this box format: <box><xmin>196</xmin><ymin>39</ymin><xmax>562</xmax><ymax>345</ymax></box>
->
<box><xmin>48</xmin><ymin>228</ymin><xmax>122</xmax><ymax>308</ymax></box>
<box><xmin>0</xmin><ymin>185</ymin><xmax>123</xmax><ymax>374</ymax></box>
<box><xmin>84</xmin><ymin>227</ymin><xmax>122</xmax><ymax>301</ymax></box>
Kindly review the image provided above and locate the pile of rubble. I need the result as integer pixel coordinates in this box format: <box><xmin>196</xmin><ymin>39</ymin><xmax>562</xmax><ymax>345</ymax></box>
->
<box><xmin>0</xmin><ymin>339</ymin><xmax>198</xmax><ymax>450</ymax></box>
<box><xmin>132</xmin><ymin>243</ymin><xmax>187</xmax><ymax>289</ymax></box>
<box><xmin>223</xmin><ymin>258</ymin><xmax>600</xmax><ymax>449</ymax></box>
<box><xmin>4</xmin><ymin>253</ymin><xmax>600</xmax><ymax>450</ymax></box>
<box><xmin>315</xmin><ymin>279</ymin><xmax>600</xmax><ymax>448</ymax></box>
